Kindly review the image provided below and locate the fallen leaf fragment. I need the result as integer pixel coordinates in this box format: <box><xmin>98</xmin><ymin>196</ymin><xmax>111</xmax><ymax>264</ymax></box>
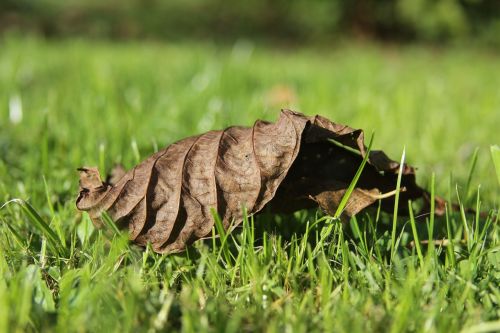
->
<box><xmin>76</xmin><ymin>110</ymin><xmax>438</xmax><ymax>253</ymax></box>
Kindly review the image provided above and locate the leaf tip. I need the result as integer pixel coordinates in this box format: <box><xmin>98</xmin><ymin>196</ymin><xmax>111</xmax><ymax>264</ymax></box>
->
<box><xmin>77</xmin><ymin>166</ymin><xmax>104</xmax><ymax>190</ymax></box>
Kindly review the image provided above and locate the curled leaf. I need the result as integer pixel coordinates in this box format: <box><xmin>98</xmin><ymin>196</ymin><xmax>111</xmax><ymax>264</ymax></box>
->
<box><xmin>76</xmin><ymin>110</ymin><xmax>435</xmax><ymax>253</ymax></box>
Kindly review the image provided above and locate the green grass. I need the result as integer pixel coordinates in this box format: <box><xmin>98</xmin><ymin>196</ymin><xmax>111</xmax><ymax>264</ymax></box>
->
<box><xmin>0</xmin><ymin>36</ymin><xmax>499</xmax><ymax>332</ymax></box>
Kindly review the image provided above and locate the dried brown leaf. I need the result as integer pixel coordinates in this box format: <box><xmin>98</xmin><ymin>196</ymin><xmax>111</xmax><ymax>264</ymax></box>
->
<box><xmin>76</xmin><ymin>110</ymin><xmax>435</xmax><ymax>253</ymax></box>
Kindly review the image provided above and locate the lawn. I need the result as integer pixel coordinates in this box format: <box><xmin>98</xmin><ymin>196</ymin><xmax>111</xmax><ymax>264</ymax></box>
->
<box><xmin>0</xmin><ymin>36</ymin><xmax>499</xmax><ymax>332</ymax></box>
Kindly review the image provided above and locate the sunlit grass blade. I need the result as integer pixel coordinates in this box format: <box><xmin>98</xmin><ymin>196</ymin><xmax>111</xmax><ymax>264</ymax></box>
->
<box><xmin>131</xmin><ymin>139</ymin><xmax>141</xmax><ymax>164</ymax></box>
<box><xmin>334</xmin><ymin>132</ymin><xmax>374</xmax><ymax>219</ymax></box>
<box><xmin>473</xmin><ymin>186</ymin><xmax>481</xmax><ymax>244</ymax></box>
<box><xmin>390</xmin><ymin>147</ymin><xmax>406</xmax><ymax>261</ymax></box>
<box><xmin>428</xmin><ymin>172</ymin><xmax>435</xmax><ymax>250</ymax></box>
<box><xmin>210</xmin><ymin>208</ymin><xmax>233</xmax><ymax>266</ymax></box>
<box><xmin>328</xmin><ymin>138</ymin><xmax>362</xmax><ymax>156</ymax></box>
<box><xmin>445</xmin><ymin>203</ymin><xmax>456</xmax><ymax>268</ymax></box>
<box><xmin>407</xmin><ymin>202</ymin><xmax>423</xmax><ymax>269</ymax></box>
<box><xmin>99</xmin><ymin>142</ymin><xmax>106</xmax><ymax>174</ymax></box>
<box><xmin>455</xmin><ymin>186</ymin><xmax>472</xmax><ymax>252</ymax></box>
<box><xmin>491</xmin><ymin>145</ymin><xmax>500</xmax><ymax>186</ymax></box>
<box><xmin>101</xmin><ymin>211</ymin><xmax>121</xmax><ymax>236</ymax></box>
<box><xmin>464</xmin><ymin>147</ymin><xmax>479</xmax><ymax>202</ymax></box>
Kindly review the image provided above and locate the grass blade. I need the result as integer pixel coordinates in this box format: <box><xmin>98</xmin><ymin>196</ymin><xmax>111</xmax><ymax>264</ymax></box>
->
<box><xmin>1</xmin><ymin>199</ymin><xmax>66</xmax><ymax>256</ymax></box>
<box><xmin>2</xmin><ymin>219</ymin><xmax>27</xmax><ymax>249</ymax></box>
<box><xmin>390</xmin><ymin>147</ymin><xmax>406</xmax><ymax>261</ymax></box>
<box><xmin>408</xmin><ymin>200</ymin><xmax>424</xmax><ymax>267</ymax></box>
<box><xmin>334</xmin><ymin>132</ymin><xmax>375</xmax><ymax>219</ymax></box>
<box><xmin>445</xmin><ymin>203</ymin><xmax>456</xmax><ymax>268</ymax></box>
<box><xmin>428</xmin><ymin>172</ymin><xmax>435</xmax><ymax>252</ymax></box>
<box><xmin>464</xmin><ymin>147</ymin><xmax>479</xmax><ymax>201</ymax></box>
<box><xmin>101</xmin><ymin>211</ymin><xmax>121</xmax><ymax>236</ymax></box>
<box><xmin>491</xmin><ymin>145</ymin><xmax>500</xmax><ymax>186</ymax></box>
<box><xmin>210</xmin><ymin>208</ymin><xmax>233</xmax><ymax>266</ymax></box>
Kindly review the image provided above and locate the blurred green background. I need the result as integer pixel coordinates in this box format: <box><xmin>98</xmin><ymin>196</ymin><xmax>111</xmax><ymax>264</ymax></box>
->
<box><xmin>1</xmin><ymin>0</ymin><xmax>499</xmax><ymax>46</ymax></box>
